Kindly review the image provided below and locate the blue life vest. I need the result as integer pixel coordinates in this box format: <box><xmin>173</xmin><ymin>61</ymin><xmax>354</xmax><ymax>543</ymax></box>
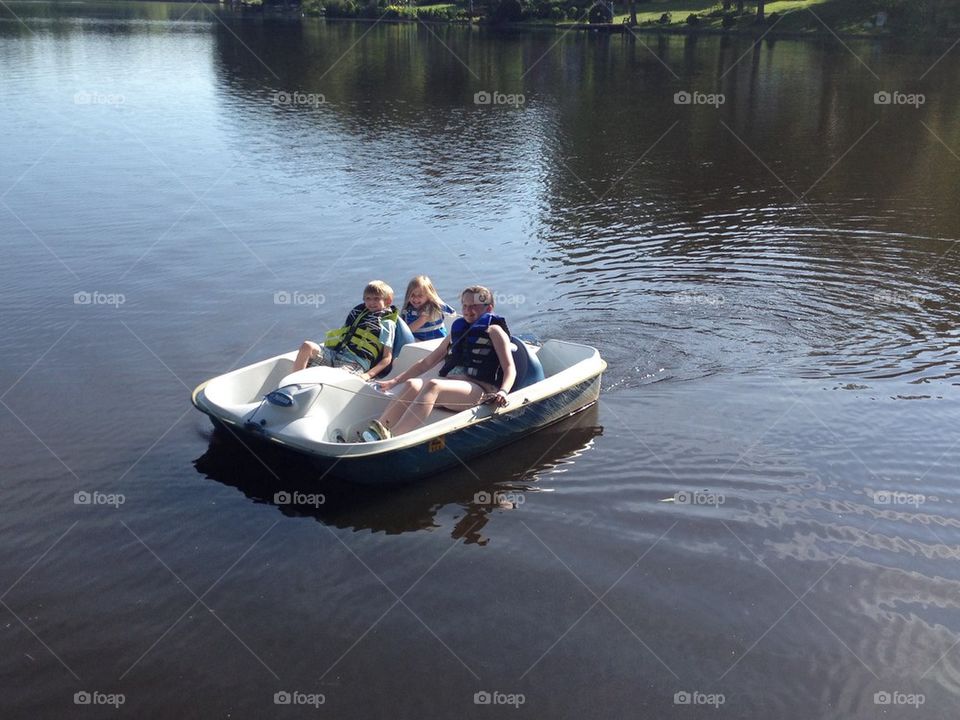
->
<box><xmin>402</xmin><ymin>303</ymin><xmax>454</xmax><ymax>341</ymax></box>
<box><xmin>439</xmin><ymin>313</ymin><xmax>510</xmax><ymax>386</ymax></box>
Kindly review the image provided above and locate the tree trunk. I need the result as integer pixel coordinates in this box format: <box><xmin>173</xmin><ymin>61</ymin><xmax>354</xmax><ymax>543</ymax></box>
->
<box><xmin>629</xmin><ymin>0</ymin><xmax>636</xmax><ymax>26</ymax></box>
<box><xmin>756</xmin><ymin>0</ymin><xmax>765</xmax><ymax>22</ymax></box>
<box><xmin>737</xmin><ymin>0</ymin><xmax>744</xmax><ymax>13</ymax></box>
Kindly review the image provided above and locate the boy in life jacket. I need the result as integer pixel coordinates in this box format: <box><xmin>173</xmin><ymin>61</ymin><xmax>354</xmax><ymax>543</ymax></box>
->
<box><xmin>291</xmin><ymin>280</ymin><xmax>398</xmax><ymax>381</ymax></box>
<box><xmin>362</xmin><ymin>285</ymin><xmax>516</xmax><ymax>441</ymax></box>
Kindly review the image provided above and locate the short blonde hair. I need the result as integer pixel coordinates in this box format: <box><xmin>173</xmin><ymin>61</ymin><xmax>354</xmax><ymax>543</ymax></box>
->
<box><xmin>461</xmin><ymin>285</ymin><xmax>494</xmax><ymax>307</ymax></box>
<box><xmin>364</xmin><ymin>280</ymin><xmax>394</xmax><ymax>302</ymax></box>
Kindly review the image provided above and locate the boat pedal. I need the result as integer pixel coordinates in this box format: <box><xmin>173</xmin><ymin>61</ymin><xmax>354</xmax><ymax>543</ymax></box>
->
<box><xmin>265</xmin><ymin>386</ymin><xmax>298</xmax><ymax>408</ymax></box>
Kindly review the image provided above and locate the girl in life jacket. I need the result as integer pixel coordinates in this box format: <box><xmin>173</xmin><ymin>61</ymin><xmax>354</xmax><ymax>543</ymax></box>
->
<box><xmin>401</xmin><ymin>275</ymin><xmax>456</xmax><ymax>342</ymax></box>
<box><xmin>362</xmin><ymin>285</ymin><xmax>516</xmax><ymax>441</ymax></box>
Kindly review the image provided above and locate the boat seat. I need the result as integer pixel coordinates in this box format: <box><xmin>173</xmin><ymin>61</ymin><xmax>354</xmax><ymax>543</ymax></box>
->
<box><xmin>511</xmin><ymin>336</ymin><xmax>545</xmax><ymax>390</ymax></box>
<box><xmin>379</xmin><ymin>318</ymin><xmax>415</xmax><ymax>378</ymax></box>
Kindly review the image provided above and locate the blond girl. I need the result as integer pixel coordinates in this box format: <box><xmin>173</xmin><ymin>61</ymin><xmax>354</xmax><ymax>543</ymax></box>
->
<box><xmin>400</xmin><ymin>275</ymin><xmax>455</xmax><ymax>341</ymax></box>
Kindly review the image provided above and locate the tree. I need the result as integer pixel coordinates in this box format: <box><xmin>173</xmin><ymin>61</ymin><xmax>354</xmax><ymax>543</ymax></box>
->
<box><xmin>756</xmin><ymin>0</ymin><xmax>765</xmax><ymax>22</ymax></box>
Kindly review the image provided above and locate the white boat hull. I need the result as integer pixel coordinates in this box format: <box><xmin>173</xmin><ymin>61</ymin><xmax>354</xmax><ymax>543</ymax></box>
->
<box><xmin>192</xmin><ymin>338</ymin><xmax>606</xmax><ymax>484</ymax></box>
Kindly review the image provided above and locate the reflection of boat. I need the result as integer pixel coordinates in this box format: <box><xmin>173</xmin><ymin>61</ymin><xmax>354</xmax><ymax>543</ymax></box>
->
<box><xmin>193</xmin><ymin>404</ymin><xmax>603</xmax><ymax>539</ymax></box>
<box><xmin>191</xmin><ymin>334</ymin><xmax>606</xmax><ymax>484</ymax></box>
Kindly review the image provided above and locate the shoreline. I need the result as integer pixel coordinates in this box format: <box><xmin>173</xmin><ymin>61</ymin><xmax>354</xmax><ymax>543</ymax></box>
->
<box><xmin>295</xmin><ymin>14</ymin><xmax>954</xmax><ymax>42</ymax></box>
<box><xmin>211</xmin><ymin>4</ymin><xmax>955</xmax><ymax>42</ymax></box>
<box><xmin>53</xmin><ymin>0</ymin><xmax>956</xmax><ymax>41</ymax></box>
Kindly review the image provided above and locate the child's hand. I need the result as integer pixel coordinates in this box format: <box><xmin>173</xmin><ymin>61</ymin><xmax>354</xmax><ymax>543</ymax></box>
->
<box><xmin>378</xmin><ymin>378</ymin><xmax>398</xmax><ymax>391</ymax></box>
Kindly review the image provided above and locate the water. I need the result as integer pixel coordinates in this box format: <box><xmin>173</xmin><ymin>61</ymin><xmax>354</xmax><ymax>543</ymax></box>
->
<box><xmin>2</xmin><ymin>2</ymin><xmax>960</xmax><ymax>717</ymax></box>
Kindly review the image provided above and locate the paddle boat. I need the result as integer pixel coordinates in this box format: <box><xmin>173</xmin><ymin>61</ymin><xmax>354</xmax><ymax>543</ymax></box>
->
<box><xmin>191</xmin><ymin>323</ymin><xmax>606</xmax><ymax>484</ymax></box>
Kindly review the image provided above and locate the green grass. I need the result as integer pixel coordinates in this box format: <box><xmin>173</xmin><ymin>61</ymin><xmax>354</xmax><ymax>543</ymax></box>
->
<box><xmin>412</xmin><ymin>3</ymin><xmax>455</xmax><ymax>11</ymax></box>
<box><xmin>604</xmin><ymin>0</ymin><xmax>887</xmax><ymax>34</ymax></box>
<box><xmin>618</xmin><ymin>0</ymin><xmax>723</xmax><ymax>24</ymax></box>
<box><xmin>613</xmin><ymin>0</ymin><xmax>833</xmax><ymax>25</ymax></box>
<box><xmin>324</xmin><ymin>0</ymin><xmax>954</xmax><ymax>36</ymax></box>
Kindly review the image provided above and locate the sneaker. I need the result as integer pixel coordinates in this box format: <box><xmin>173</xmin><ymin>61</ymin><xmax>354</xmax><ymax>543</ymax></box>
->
<box><xmin>361</xmin><ymin>420</ymin><xmax>391</xmax><ymax>442</ymax></box>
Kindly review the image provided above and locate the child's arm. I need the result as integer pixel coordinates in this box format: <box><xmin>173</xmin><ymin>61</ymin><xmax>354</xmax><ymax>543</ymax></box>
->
<box><xmin>361</xmin><ymin>347</ymin><xmax>392</xmax><ymax>381</ymax></box>
<box><xmin>486</xmin><ymin>325</ymin><xmax>517</xmax><ymax>407</ymax></box>
<box><xmin>406</xmin><ymin>311</ymin><xmax>430</xmax><ymax>333</ymax></box>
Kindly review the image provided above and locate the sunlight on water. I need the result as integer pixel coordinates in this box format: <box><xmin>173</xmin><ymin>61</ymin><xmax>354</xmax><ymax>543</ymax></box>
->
<box><xmin>2</xmin><ymin>3</ymin><xmax>960</xmax><ymax>717</ymax></box>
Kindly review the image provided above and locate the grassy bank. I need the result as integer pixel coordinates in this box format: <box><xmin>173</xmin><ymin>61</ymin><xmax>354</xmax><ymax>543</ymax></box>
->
<box><xmin>291</xmin><ymin>0</ymin><xmax>960</xmax><ymax>38</ymax></box>
<box><xmin>602</xmin><ymin>0</ymin><xmax>950</xmax><ymax>36</ymax></box>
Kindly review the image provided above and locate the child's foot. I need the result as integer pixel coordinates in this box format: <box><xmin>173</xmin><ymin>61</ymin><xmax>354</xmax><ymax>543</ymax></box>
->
<box><xmin>361</xmin><ymin>420</ymin><xmax>392</xmax><ymax>442</ymax></box>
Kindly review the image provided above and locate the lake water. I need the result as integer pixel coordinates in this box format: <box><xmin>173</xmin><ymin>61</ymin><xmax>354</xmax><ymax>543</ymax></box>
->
<box><xmin>2</xmin><ymin>2</ymin><xmax>960</xmax><ymax>717</ymax></box>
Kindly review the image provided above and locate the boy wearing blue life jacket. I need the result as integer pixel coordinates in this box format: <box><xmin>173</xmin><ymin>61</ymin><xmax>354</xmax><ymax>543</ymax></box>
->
<box><xmin>292</xmin><ymin>280</ymin><xmax>398</xmax><ymax>381</ymax></box>
<box><xmin>363</xmin><ymin>285</ymin><xmax>516</xmax><ymax>441</ymax></box>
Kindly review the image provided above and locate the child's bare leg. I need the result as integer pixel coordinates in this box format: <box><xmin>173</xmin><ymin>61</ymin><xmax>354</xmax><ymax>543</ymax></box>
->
<box><xmin>391</xmin><ymin>379</ymin><xmax>484</xmax><ymax>436</ymax></box>
<box><xmin>378</xmin><ymin>379</ymin><xmax>423</xmax><ymax>430</ymax></box>
<box><xmin>292</xmin><ymin>341</ymin><xmax>321</xmax><ymax>372</ymax></box>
